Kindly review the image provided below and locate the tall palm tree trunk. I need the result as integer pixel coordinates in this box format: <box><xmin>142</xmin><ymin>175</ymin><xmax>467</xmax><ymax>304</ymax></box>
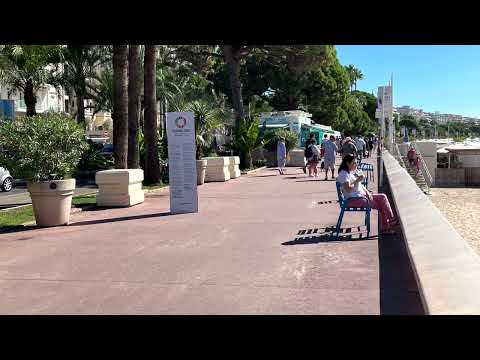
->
<box><xmin>112</xmin><ymin>45</ymin><xmax>129</xmax><ymax>169</ymax></box>
<box><xmin>76</xmin><ymin>94</ymin><xmax>85</xmax><ymax>124</ymax></box>
<box><xmin>222</xmin><ymin>45</ymin><xmax>245</xmax><ymax>128</ymax></box>
<box><xmin>128</xmin><ymin>45</ymin><xmax>141</xmax><ymax>169</ymax></box>
<box><xmin>143</xmin><ymin>45</ymin><xmax>161</xmax><ymax>184</ymax></box>
<box><xmin>24</xmin><ymin>79</ymin><xmax>37</xmax><ymax>117</ymax></box>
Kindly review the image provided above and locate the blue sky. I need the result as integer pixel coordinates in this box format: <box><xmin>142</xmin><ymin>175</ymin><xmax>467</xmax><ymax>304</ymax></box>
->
<box><xmin>336</xmin><ymin>45</ymin><xmax>480</xmax><ymax>118</ymax></box>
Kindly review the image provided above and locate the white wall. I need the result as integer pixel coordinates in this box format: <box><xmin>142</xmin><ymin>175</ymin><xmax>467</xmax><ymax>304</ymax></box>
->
<box><xmin>458</xmin><ymin>154</ymin><xmax>480</xmax><ymax>168</ymax></box>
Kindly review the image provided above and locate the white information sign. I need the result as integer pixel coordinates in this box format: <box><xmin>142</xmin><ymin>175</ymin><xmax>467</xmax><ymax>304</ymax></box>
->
<box><xmin>166</xmin><ymin>112</ymin><xmax>198</xmax><ymax>214</ymax></box>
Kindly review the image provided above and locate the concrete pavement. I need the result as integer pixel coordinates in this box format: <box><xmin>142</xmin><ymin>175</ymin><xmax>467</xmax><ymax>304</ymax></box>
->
<box><xmin>0</xmin><ymin>158</ymin><xmax>382</xmax><ymax>314</ymax></box>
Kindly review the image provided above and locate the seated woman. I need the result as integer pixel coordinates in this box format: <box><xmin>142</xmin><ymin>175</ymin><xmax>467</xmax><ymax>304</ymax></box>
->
<box><xmin>336</xmin><ymin>154</ymin><xmax>397</xmax><ymax>235</ymax></box>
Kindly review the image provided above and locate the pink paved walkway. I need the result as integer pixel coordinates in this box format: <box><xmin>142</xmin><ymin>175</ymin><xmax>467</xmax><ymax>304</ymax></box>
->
<box><xmin>0</xmin><ymin>158</ymin><xmax>379</xmax><ymax>314</ymax></box>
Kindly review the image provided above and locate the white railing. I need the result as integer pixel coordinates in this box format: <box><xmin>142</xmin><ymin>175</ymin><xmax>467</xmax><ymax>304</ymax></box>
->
<box><xmin>394</xmin><ymin>143</ymin><xmax>407</xmax><ymax>168</ymax></box>
<box><xmin>415</xmin><ymin>147</ymin><xmax>433</xmax><ymax>187</ymax></box>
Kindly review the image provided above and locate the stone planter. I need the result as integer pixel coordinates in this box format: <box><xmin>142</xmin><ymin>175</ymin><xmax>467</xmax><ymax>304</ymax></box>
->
<box><xmin>96</xmin><ymin>169</ymin><xmax>144</xmax><ymax>207</ymax></box>
<box><xmin>228</xmin><ymin>156</ymin><xmax>241</xmax><ymax>178</ymax></box>
<box><xmin>286</xmin><ymin>149</ymin><xmax>307</xmax><ymax>167</ymax></box>
<box><xmin>27</xmin><ymin>179</ymin><xmax>76</xmax><ymax>227</ymax></box>
<box><xmin>197</xmin><ymin>159</ymin><xmax>207</xmax><ymax>185</ymax></box>
<box><xmin>203</xmin><ymin>157</ymin><xmax>231</xmax><ymax>182</ymax></box>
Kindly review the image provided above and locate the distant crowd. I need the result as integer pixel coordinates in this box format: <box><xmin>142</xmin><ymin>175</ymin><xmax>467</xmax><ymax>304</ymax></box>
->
<box><xmin>275</xmin><ymin>133</ymin><xmax>397</xmax><ymax>235</ymax></box>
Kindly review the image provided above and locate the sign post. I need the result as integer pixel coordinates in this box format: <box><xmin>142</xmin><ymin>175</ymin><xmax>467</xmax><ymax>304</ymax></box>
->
<box><xmin>166</xmin><ymin>112</ymin><xmax>198</xmax><ymax>214</ymax></box>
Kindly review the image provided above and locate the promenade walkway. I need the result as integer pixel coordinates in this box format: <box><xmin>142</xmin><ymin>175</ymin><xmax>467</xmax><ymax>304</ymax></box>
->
<box><xmin>0</xmin><ymin>157</ymin><xmax>384</xmax><ymax>314</ymax></box>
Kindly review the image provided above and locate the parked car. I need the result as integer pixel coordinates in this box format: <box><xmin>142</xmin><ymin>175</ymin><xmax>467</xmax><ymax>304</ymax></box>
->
<box><xmin>97</xmin><ymin>143</ymin><xmax>113</xmax><ymax>158</ymax></box>
<box><xmin>0</xmin><ymin>167</ymin><xmax>13</xmax><ymax>192</ymax></box>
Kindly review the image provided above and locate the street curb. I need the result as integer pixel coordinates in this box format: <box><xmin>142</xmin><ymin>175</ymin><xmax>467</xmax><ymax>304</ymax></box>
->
<box><xmin>0</xmin><ymin>204</ymin><xmax>31</xmax><ymax>212</ymax></box>
<box><xmin>144</xmin><ymin>186</ymin><xmax>169</xmax><ymax>195</ymax></box>
<box><xmin>241</xmin><ymin>166</ymin><xmax>267</xmax><ymax>175</ymax></box>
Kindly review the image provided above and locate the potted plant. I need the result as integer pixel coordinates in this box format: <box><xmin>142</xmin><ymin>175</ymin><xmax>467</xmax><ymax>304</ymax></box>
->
<box><xmin>0</xmin><ymin>112</ymin><xmax>88</xmax><ymax>226</ymax></box>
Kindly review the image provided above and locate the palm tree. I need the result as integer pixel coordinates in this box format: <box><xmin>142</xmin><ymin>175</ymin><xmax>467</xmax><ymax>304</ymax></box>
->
<box><xmin>143</xmin><ymin>45</ymin><xmax>161</xmax><ymax>184</ymax></box>
<box><xmin>86</xmin><ymin>66</ymin><xmax>114</xmax><ymax>115</ymax></box>
<box><xmin>170</xmin><ymin>89</ymin><xmax>232</xmax><ymax>159</ymax></box>
<box><xmin>128</xmin><ymin>45</ymin><xmax>141</xmax><ymax>169</ymax></box>
<box><xmin>353</xmin><ymin>68</ymin><xmax>364</xmax><ymax>91</ymax></box>
<box><xmin>0</xmin><ymin>45</ymin><xmax>62</xmax><ymax>117</ymax></box>
<box><xmin>345</xmin><ymin>65</ymin><xmax>363</xmax><ymax>92</ymax></box>
<box><xmin>112</xmin><ymin>45</ymin><xmax>129</xmax><ymax>169</ymax></box>
<box><xmin>156</xmin><ymin>66</ymin><xmax>184</xmax><ymax>136</ymax></box>
<box><xmin>52</xmin><ymin>45</ymin><xmax>111</xmax><ymax>124</ymax></box>
<box><xmin>221</xmin><ymin>45</ymin><xmax>248</xmax><ymax>127</ymax></box>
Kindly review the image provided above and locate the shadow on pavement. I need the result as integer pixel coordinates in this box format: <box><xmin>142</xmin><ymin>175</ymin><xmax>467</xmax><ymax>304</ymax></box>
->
<box><xmin>295</xmin><ymin>179</ymin><xmax>322</xmax><ymax>182</ymax></box>
<box><xmin>283</xmin><ymin>227</ymin><xmax>377</xmax><ymax>245</ymax></box>
<box><xmin>69</xmin><ymin>211</ymin><xmax>172</xmax><ymax>226</ymax></box>
<box><xmin>378</xmin><ymin>168</ymin><xmax>424</xmax><ymax>315</ymax></box>
<box><xmin>0</xmin><ymin>225</ymin><xmax>37</xmax><ymax>234</ymax></box>
<box><xmin>252</xmin><ymin>174</ymin><xmax>278</xmax><ymax>178</ymax></box>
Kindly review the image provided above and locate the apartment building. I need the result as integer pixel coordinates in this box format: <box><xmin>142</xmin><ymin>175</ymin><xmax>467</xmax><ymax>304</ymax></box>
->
<box><xmin>0</xmin><ymin>84</ymin><xmax>66</xmax><ymax>115</ymax></box>
<box><xmin>394</xmin><ymin>106</ymin><xmax>480</xmax><ymax>125</ymax></box>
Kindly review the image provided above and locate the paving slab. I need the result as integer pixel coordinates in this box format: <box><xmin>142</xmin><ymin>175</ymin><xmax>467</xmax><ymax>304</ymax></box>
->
<box><xmin>0</xmin><ymin>158</ymin><xmax>380</xmax><ymax>314</ymax></box>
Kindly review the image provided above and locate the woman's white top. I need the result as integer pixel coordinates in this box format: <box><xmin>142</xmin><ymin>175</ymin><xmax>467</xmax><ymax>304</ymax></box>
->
<box><xmin>336</xmin><ymin>170</ymin><xmax>365</xmax><ymax>199</ymax></box>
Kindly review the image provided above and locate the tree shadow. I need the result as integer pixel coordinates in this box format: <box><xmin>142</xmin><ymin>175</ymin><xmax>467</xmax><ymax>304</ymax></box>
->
<box><xmin>0</xmin><ymin>225</ymin><xmax>37</xmax><ymax>235</ymax></box>
<box><xmin>295</xmin><ymin>179</ymin><xmax>322</xmax><ymax>182</ymax></box>
<box><xmin>282</xmin><ymin>226</ymin><xmax>377</xmax><ymax>245</ymax></box>
<box><xmin>252</xmin><ymin>174</ymin><xmax>279</xmax><ymax>178</ymax></box>
<box><xmin>69</xmin><ymin>211</ymin><xmax>172</xmax><ymax>226</ymax></box>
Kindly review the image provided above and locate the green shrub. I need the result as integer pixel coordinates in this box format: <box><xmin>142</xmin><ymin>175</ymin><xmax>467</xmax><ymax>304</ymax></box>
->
<box><xmin>76</xmin><ymin>141</ymin><xmax>114</xmax><ymax>172</ymax></box>
<box><xmin>226</xmin><ymin>119</ymin><xmax>270</xmax><ymax>169</ymax></box>
<box><xmin>263</xmin><ymin>128</ymin><xmax>298</xmax><ymax>153</ymax></box>
<box><xmin>253</xmin><ymin>159</ymin><xmax>267</xmax><ymax>168</ymax></box>
<box><xmin>0</xmin><ymin>112</ymin><xmax>88</xmax><ymax>181</ymax></box>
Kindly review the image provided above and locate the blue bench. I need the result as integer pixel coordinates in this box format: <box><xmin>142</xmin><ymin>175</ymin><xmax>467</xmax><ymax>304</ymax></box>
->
<box><xmin>334</xmin><ymin>181</ymin><xmax>371</xmax><ymax>240</ymax></box>
<box><xmin>358</xmin><ymin>162</ymin><xmax>374</xmax><ymax>183</ymax></box>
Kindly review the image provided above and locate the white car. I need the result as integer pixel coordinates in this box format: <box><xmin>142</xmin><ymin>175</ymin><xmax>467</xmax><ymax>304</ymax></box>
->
<box><xmin>0</xmin><ymin>167</ymin><xmax>13</xmax><ymax>192</ymax></box>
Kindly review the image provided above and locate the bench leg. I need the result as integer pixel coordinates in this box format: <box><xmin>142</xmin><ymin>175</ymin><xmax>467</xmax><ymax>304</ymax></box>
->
<box><xmin>335</xmin><ymin>209</ymin><xmax>345</xmax><ymax>240</ymax></box>
<box><xmin>366</xmin><ymin>210</ymin><xmax>371</xmax><ymax>238</ymax></box>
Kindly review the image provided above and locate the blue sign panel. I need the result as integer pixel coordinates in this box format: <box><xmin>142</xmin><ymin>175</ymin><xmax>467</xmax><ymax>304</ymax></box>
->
<box><xmin>0</xmin><ymin>100</ymin><xmax>15</xmax><ymax>120</ymax></box>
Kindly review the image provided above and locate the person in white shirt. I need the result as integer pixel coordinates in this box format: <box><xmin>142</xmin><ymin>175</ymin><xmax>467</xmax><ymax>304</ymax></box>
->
<box><xmin>354</xmin><ymin>136</ymin><xmax>365</xmax><ymax>161</ymax></box>
<box><xmin>336</xmin><ymin>154</ymin><xmax>397</xmax><ymax>235</ymax></box>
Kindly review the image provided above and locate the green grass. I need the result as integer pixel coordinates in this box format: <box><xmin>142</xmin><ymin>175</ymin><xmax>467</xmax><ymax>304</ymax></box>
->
<box><xmin>0</xmin><ymin>205</ymin><xmax>34</xmax><ymax>229</ymax></box>
<box><xmin>72</xmin><ymin>194</ymin><xmax>97</xmax><ymax>207</ymax></box>
<box><xmin>1</xmin><ymin>186</ymin><xmax>166</xmax><ymax>232</ymax></box>
<box><xmin>0</xmin><ymin>194</ymin><xmax>98</xmax><ymax>231</ymax></box>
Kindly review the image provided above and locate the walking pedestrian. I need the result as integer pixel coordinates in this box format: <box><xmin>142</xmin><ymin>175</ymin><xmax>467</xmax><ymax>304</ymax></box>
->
<box><xmin>354</xmin><ymin>136</ymin><xmax>365</xmax><ymax>161</ymax></box>
<box><xmin>323</xmin><ymin>135</ymin><xmax>338</xmax><ymax>180</ymax></box>
<box><xmin>320</xmin><ymin>133</ymin><xmax>328</xmax><ymax>159</ymax></box>
<box><xmin>303</xmin><ymin>133</ymin><xmax>316</xmax><ymax>174</ymax></box>
<box><xmin>342</xmin><ymin>137</ymin><xmax>357</xmax><ymax>159</ymax></box>
<box><xmin>367</xmin><ymin>138</ymin><xmax>374</xmax><ymax>157</ymax></box>
<box><xmin>277</xmin><ymin>137</ymin><xmax>287</xmax><ymax>175</ymax></box>
<box><xmin>307</xmin><ymin>141</ymin><xmax>321</xmax><ymax>177</ymax></box>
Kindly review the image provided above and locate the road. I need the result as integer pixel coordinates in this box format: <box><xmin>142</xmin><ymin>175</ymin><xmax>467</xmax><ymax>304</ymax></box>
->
<box><xmin>0</xmin><ymin>185</ymin><xmax>98</xmax><ymax>210</ymax></box>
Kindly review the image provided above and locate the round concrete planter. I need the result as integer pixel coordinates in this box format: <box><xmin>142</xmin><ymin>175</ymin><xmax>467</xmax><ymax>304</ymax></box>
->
<box><xmin>27</xmin><ymin>179</ymin><xmax>76</xmax><ymax>227</ymax></box>
<box><xmin>196</xmin><ymin>160</ymin><xmax>208</xmax><ymax>185</ymax></box>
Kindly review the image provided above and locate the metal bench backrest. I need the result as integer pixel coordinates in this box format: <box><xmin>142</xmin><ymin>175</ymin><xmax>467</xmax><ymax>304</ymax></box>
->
<box><xmin>336</xmin><ymin>181</ymin><xmax>345</xmax><ymax>208</ymax></box>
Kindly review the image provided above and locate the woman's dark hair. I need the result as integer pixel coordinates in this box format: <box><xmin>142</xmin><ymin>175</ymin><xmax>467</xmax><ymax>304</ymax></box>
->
<box><xmin>339</xmin><ymin>154</ymin><xmax>356</xmax><ymax>173</ymax></box>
